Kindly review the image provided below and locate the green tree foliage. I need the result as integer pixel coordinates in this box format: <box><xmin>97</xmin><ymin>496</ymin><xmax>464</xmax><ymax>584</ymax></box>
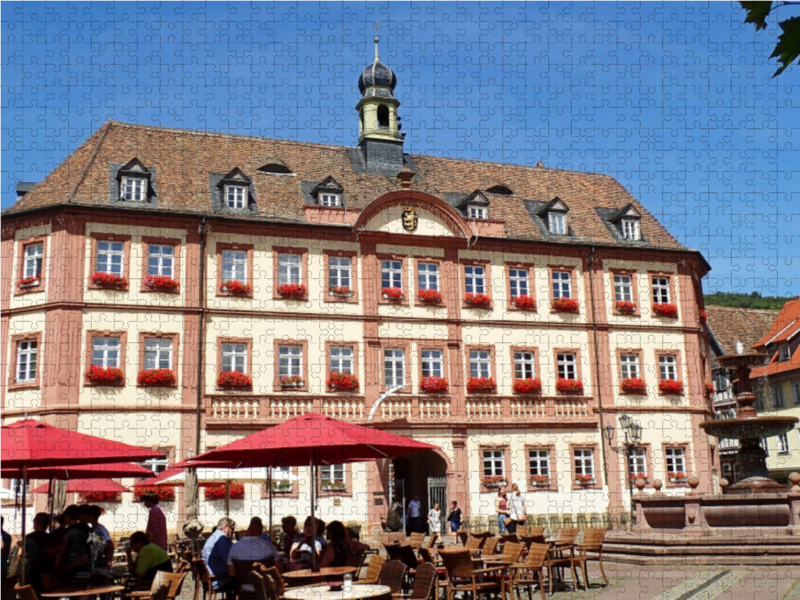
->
<box><xmin>740</xmin><ymin>1</ymin><xmax>800</xmax><ymax>76</ymax></box>
<box><xmin>704</xmin><ymin>291</ymin><xmax>795</xmax><ymax>310</ymax></box>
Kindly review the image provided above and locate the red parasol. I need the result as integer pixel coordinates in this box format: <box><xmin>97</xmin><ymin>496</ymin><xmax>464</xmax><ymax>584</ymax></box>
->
<box><xmin>31</xmin><ymin>478</ymin><xmax>130</xmax><ymax>494</ymax></box>
<box><xmin>1</xmin><ymin>461</ymin><xmax>154</xmax><ymax>480</ymax></box>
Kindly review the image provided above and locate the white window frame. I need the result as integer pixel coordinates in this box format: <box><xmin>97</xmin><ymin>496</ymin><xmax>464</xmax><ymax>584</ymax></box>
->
<box><xmin>384</xmin><ymin>349</ymin><xmax>405</xmax><ymax>388</ymax></box>
<box><xmin>651</xmin><ymin>277</ymin><xmax>671</xmax><ymax>304</ymax></box>
<box><xmin>482</xmin><ymin>450</ymin><xmax>504</xmax><ymax>477</ymax></box>
<box><xmin>421</xmin><ymin>349</ymin><xmax>443</xmax><ymax>378</ymax></box>
<box><xmin>278</xmin><ymin>253</ymin><xmax>302</xmax><ymax>285</ymax></box>
<box><xmin>23</xmin><ymin>243</ymin><xmax>43</xmax><ymax>279</ymax></box>
<box><xmin>557</xmin><ymin>353</ymin><xmax>577</xmax><ymax>380</ymax></box>
<box><xmin>621</xmin><ymin>218</ymin><xmax>640</xmax><ymax>241</ymax></box>
<box><xmin>147</xmin><ymin>244</ymin><xmax>174</xmax><ymax>277</ymax></box>
<box><xmin>665</xmin><ymin>448</ymin><xmax>686</xmax><ymax>474</ymax></box>
<box><xmin>328</xmin><ymin>257</ymin><xmax>351</xmax><ymax>290</ymax></box>
<box><xmin>320</xmin><ymin>464</ymin><xmax>345</xmax><ymax>484</ymax></box>
<box><xmin>469</xmin><ymin>350</ymin><xmax>491</xmax><ymax>379</ymax></box>
<box><xmin>659</xmin><ymin>355</ymin><xmax>677</xmax><ymax>381</ymax></box>
<box><xmin>620</xmin><ymin>354</ymin><xmax>640</xmax><ymax>380</ymax></box>
<box><xmin>628</xmin><ymin>448</ymin><xmax>647</xmax><ymax>478</ymax></box>
<box><xmin>96</xmin><ymin>241</ymin><xmax>125</xmax><ymax>275</ymax></box>
<box><xmin>774</xmin><ymin>386</ymin><xmax>786</xmax><ymax>408</ymax></box>
<box><xmin>222</xmin><ymin>250</ymin><xmax>247</xmax><ymax>283</ymax></box>
<box><xmin>144</xmin><ymin>338</ymin><xmax>173</xmax><ymax>371</ymax></box>
<box><xmin>320</xmin><ymin>193</ymin><xmax>341</xmax><ymax>207</ymax></box>
<box><xmin>793</xmin><ymin>383</ymin><xmax>800</xmax><ymax>406</ymax></box>
<box><xmin>225</xmin><ymin>184</ymin><xmax>248</xmax><ymax>209</ymax></box>
<box><xmin>778</xmin><ymin>433</ymin><xmax>790</xmax><ymax>454</ymax></box>
<box><xmin>468</xmin><ymin>206</ymin><xmax>487</xmax><ymax>219</ymax></box>
<box><xmin>614</xmin><ymin>274</ymin><xmax>633</xmax><ymax>302</ymax></box>
<box><xmin>279</xmin><ymin>345</ymin><xmax>303</xmax><ymax>378</ymax></box>
<box><xmin>330</xmin><ymin>347</ymin><xmax>353</xmax><ymax>374</ymax></box>
<box><xmin>418</xmin><ymin>263</ymin><xmax>440</xmax><ymax>291</ymax></box>
<box><xmin>271</xmin><ymin>466</ymin><xmax>293</xmax><ymax>491</ymax></box>
<box><xmin>92</xmin><ymin>337</ymin><xmax>121</xmax><ymax>369</ymax></box>
<box><xmin>381</xmin><ymin>260</ymin><xmax>403</xmax><ymax>290</ymax></box>
<box><xmin>142</xmin><ymin>456</ymin><xmax>169</xmax><ymax>475</ymax></box>
<box><xmin>514</xmin><ymin>351</ymin><xmax>536</xmax><ymax>380</ymax></box>
<box><xmin>465</xmin><ymin>265</ymin><xmax>486</xmax><ymax>294</ymax></box>
<box><xmin>574</xmin><ymin>449</ymin><xmax>595</xmax><ymax>478</ymax></box>
<box><xmin>552</xmin><ymin>271</ymin><xmax>571</xmax><ymax>299</ymax></box>
<box><xmin>509</xmin><ymin>268</ymin><xmax>529</xmax><ymax>298</ymax></box>
<box><xmin>222</xmin><ymin>343</ymin><xmax>247</xmax><ymax>373</ymax></box>
<box><xmin>548</xmin><ymin>212</ymin><xmax>567</xmax><ymax>235</ymax></box>
<box><xmin>528</xmin><ymin>449</ymin><xmax>549</xmax><ymax>477</ymax></box>
<box><xmin>779</xmin><ymin>345</ymin><xmax>791</xmax><ymax>361</ymax></box>
<box><xmin>16</xmin><ymin>340</ymin><xmax>38</xmax><ymax>383</ymax></box>
<box><xmin>120</xmin><ymin>176</ymin><xmax>147</xmax><ymax>201</ymax></box>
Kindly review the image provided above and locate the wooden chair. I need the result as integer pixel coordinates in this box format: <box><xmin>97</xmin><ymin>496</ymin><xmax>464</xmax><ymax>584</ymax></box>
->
<box><xmin>502</xmin><ymin>543</ymin><xmax>552</xmax><ymax>600</ymax></box>
<box><xmin>378</xmin><ymin>560</ymin><xmax>408</xmax><ymax>595</ymax></box>
<box><xmin>499</xmin><ymin>534</ymin><xmax>518</xmax><ymax>544</ymax></box>
<box><xmin>363</xmin><ymin>554</ymin><xmax>386</xmax><ymax>584</ymax></box>
<box><xmin>191</xmin><ymin>558</ymin><xmax>217</xmax><ymax>600</ymax></box>
<box><xmin>546</xmin><ymin>531</ymin><xmax>582</xmax><ymax>592</ymax></box>
<box><xmin>575</xmin><ymin>527</ymin><xmax>609</xmax><ymax>587</ymax></box>
<box><xmin>14</xmin><ymin>585</ymin><xmax>39</xmax><ymax>600</ymax></box>
<box><xmin>125</xmin><ymin>571</ymin><xmax>182</xmax><ymax>600</ymax></box>
<box><xmin>463</xmin><ymin>535</ymin><xmax>482</xmax><ymax>554</ymax></box>
<box><xmin>554</xmin><ymin>528</ymin><xmax>579</xmax><ymax>544</ymax></box>
<box><xmin>481</xmin><ymin>537</ymin><xmax>500</xmax><ymax>556</ymax></box>
<box><xmin>518</xmin><ymin>527</ymin><xmax>546</xmax><ymax>550</ymax></box>
<box><xmin>232</xmin><ymin>558</ymin><xmax>275</xmax><ymax>600</ymax></box>
<box><xmin>253</xmin><ymin>564</ymin><xmax>286</xmax><ymax>600</ymax></box>
<box><xmin>393</xmin><ymin>562</ymin><xmax>437</xmax><ymax>600</ymax></box>
<box><xmin>438</xmin><ymin>549</ymin><xmax>505</xmax><ymax>600</ymax></box>
<box><xmin>497</xmin><ymin>541</ymin><xmax>525</xmax><ymax>565</ymax></box>
<box><xmin>409</xmin><ymin>532</ymin><xmax>426</xmax><ymax>549</ymax></box>
<box><xmin>252</xmin><ymin>571</ymin><xmax>279</xmax><ymax>600</ymax></box>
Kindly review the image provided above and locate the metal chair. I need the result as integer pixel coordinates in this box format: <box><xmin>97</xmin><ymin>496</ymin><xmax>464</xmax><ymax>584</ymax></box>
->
<box><xmin>438</xmin><ymin>549</ymin><xmax>505</xmax><ymax>600</ymax></box>
<box><xmin>503</xmin><ymin>543</ymin><xmax>552</xmax><ymax>600</ymax></box>
<box><xmin>393</xmin><ymin>562</ymin><xmax>437</xmax><ymax>600</ymax></box>
<box><xmin>384</xmin><ymin>542</ymin><xmax>404</xmax><ymax>561</ymax></box>
<box><xmin>409</xmin><ymin>532</ymin><xmax>426</xmax><ymax>549</ymax></box>
<box><xmin>378</xmin><ymin>560</ymin><xmax>408</xmax><ymax>595</ymax></box>
<box><xmin>125</xmin><ymin>571</ymin><xmax>182</xmax><ymax>600</ymax></box>
<box><xmin>363</xmin><ymin>554</ymin><xmax>386</xmax><ymax>584</ymax></box>
<box><xmin>232</xmin><ymin>558</ymin><xmax>275</xmax><ymax>600</ymax></box>
<box><xmin>575</xmin><ymin>527</ymin><xmax>609</xmax><ymax>587</ymax></box>
<box><xmin>481</xmin><ymin>537</ymin><xmax>500</xmax><ymax>556</ymax></box>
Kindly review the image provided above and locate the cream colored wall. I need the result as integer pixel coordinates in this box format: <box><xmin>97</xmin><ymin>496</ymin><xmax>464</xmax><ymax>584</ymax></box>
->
<box><xmin>5</xmin><ymin>312</ymin><xmax>46</xmax><ymax>411</ymax></box>
<box><xmin>603</xmin><ymin>259</ymin><xmax>681</xmax><ymax>326</ymax></box>
<box><xmin>368</xmin><ymin>207</ymin><xmax>453</xmax><ymax>237</ymax></box>
<box><xmin>9</xmin><ymin>223</ymin><xmax>51</xmax><ymax>310</ymax></box>
<box><xmin>84</xmin><ymin>223</ymin><xmax>187</xmax><ymax>307</ymax></box>
<box><xmin>764</xmin><ymin>377</ymin><xmax>800</xmax><ymax>473</ymax></box>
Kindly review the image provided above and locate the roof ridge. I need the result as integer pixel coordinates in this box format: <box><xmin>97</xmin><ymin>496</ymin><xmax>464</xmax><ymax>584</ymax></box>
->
<box><xmin>706</xmin><ymin>305</ymin><xmax>780</xmax><ymax>313</ymax></box>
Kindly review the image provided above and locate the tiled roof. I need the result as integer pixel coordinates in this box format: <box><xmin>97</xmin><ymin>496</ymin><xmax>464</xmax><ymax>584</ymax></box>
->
<box><xmin>3</xmin><ymin>121</ymin><xmax>691</xmax><ymax>251</ymax></box>
<box><xmin>705</xmin><ymin>305</ymin><xmax>780</xmax><ymax>356</ymax></box>
<box><xmin>753</xmin><ymin>299</ymin><xmax>800</xmax><ymax>348</ymax></box>
<box><xmin>751</xmin><ymin>299</ymin><xmax>800</xmax><ymax>379</ymax></box>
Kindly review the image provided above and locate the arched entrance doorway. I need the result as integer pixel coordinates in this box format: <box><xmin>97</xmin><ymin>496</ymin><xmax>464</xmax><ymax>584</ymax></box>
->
<box><xmin>391</xmin><ymin>450</ymin><xmax>449</xmax><ymax>534</ymax></box>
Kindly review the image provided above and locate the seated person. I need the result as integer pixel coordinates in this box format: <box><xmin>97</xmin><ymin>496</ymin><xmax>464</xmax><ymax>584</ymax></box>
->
<box><xmin>25</xmin><ymin>513</ymin><xmax>51</xmax><ymax>582</ymax></box>
<box><xmin>286</xmin><ymin>517</ymin><xmax>327</xmax><ymax>571</ymax></box>
<box><xmin>319</xmin><ymin>521</ymin><xmax>370</xmax><ymax>569</ymax></box>
<box><xmin>227</xmin><ymin>517</ymin><xmax>281</xmax><ymax>592</ymax></box>
<box><xmin>280</xmin><ymin>516</ymin><xmax>298</xmax><ymax>558</ymax></box>
<box><xmin>62</xmin><ymin>504</ymin><xmax>92</xmax><ymax>578</ymax></box>
<box><xmin>30</xmin><ymin>529</ymin><xmax>68</xmax><ymax>595</ymax></box>
<box><xmin>201</xmin><ymin>518</ymin><xmax>236</xmax><ymax>592</ymax></box>
<box><xmin>126</xmin><ymin>531</ymin><xmax>173</xmax><ymax>583</ymax></box>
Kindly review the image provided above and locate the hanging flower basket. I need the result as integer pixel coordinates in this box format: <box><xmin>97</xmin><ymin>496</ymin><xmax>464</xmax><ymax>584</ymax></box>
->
<box><xmin>382</xmin><ymin>287</ymin><xmax>404</xmax><ymax>301</ymax></box>
<box><xmin>217</xmin><ymin>371</ymin><xmax>252</xmax><ymax>388</ymax></box>
<box><xmin>137</xmin><ymin>369</ymin><xmax>177</xmax><ymax>387</ymax></box>
<box><xmin>621</xmin><ymin>378</ymin><xmax>647</xmax><ymax>394</ymax></box>
<box><xmin>143</xmin><ymin>275</ymin><xmax>179</xmax><ymax>292</ymax></box>
<box><xmin>322</xmin><ymin>480</ymin><xmax>346</xmax><ymax>491</ymax></box>
<box><xmin>277</xmin><ymin>283</ymin><xmax>307</xmax><ymax>299</ymax></box>
<box><xmin>329</xmin><ymin>286</ymin><xmax>352</xmax><ymax>297</ymax></box>
<box><xmin>705</xmin><ymin>382</ymin><xmax>715</xmax><ymax>397</ymax></box>
<box><xmin>279</xmin><ymin>375</ymin><xmax>304</xmax><ymax>387</ymax></box>
<box><xmin>513</xmin><ymin>378</ymin><xmax>542</xmax><ymax>394</ymax></box>
<box><xmin>85</xmin><ymin>365</ymin><xmax>125</xmax><ymax>386</ymax></box>
<box><xmin>576</xmin><ymin>474</ymin><xmax>595</xmax><ymax>485</ymax></box>
<box><xmin>18</xmin><ymin>276</ymin><xmax>41</xmax><ymax>288</ymax></box>
<box><xmin>556</xmin><ymin>378</ymin><xmax>584</xmax><ymax>394</ymax></box>
<box><xmin>551</xmin><ymin>297</ymin><xmax>579</xmax><ymax>313</ymax></box>
<box><xmin>420</xmin><ymin>376</ymin><xmax>448</xmax><ymax>393</ymax></box>
<box><xmin>699</xmin><ymin>309</ymin><xmax>708</xmax><ymax>322</ymax></box>
<box><xmin>530</xmin><ymin>475</ymin><xmax>550</xmax><ymax>486</ymax></box>
<box><xmin>659</xmin><ymin>379</ymin><xmax>684</xmax><ymax>395</ymax></box>
<box><xmin>653</xmin><ymin>303</ymin><xmax>678</xmax><ymax>318</ymax></box>
<box><xmin>327</xmin><ymin>372</ymin><xmax>359</xmax><ymax>392</ymax></box>
<box><xmin>203</xmin><ymin>483</ymin><xmax>244</xmax><ymax>500</ymax></box>
<box><xmin>220</xmin><ymin>280</ymin><xmax>252</xmax><ymax>296</ymax></box>
<box><xmin>91</xmin><ymin>272</ymin><xmax>128</xmax><ymax>288</ymax></box>
<box><xmin>511</xmin><ymin>295</ymin><xmax>537</xmax><ymax>310</ymax></box>
<box><xmin>467</xmin><ymin>377</ymin><xmax>496</xmax><ymax>393</ymax></box>
<box><xmin>464</xmin><ymin>293</ymin><xmax>492</xmax><ymax>309</ymax></box>
<box><xmin>481</xmin><ymin>476</ymin><xmax>507</xmax><ymax>489</ymax></box>
<box><xmin>82</xmin><ymin>491</ymin><xmax>121</xmax><ymax>503</ymax></box>
<box><xmin>668</xmin><ymin>472</ymin><xmax>687</xmax><ymax>483</ymax></box>
<box><xmin>418</xmin><ymin>289</ymin><xmax>443</xmax><ymax>304</ymax></box>
<box><xmin>134</xmin><ymin>485</ymin><xmax>175</xmax><ymax>502</ymax></box>
<box><xmin>615</xmin><ymin>300</ymin><xmax>636</xmax><ymax>314</ymax></box>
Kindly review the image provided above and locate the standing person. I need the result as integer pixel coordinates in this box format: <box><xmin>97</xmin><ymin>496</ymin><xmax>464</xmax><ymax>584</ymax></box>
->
<box><xmin>427</xmin><ymin>503</ymin><xmax>441</xmax><ymax>539</ymax></box>
<box><xmin>143</xmin><ymin>493</ymin><xmax>168</xmax><ymax>552</ymax></box>
<box><xmin>495</xmin><ymin>490</ymin><xmax>509</xmax><ymax>534</ymax></box>
<box><xmin>227</xmin><ymin>517</ymin><xmax>282</xmax><ymax>588</ymax></box>
<box><xmin>506</xmin><ymin>483</ymin><xmax>525</xmax><ymax>534</ymax></box>
<box><xmin>201</xmin><ymin>518</ymin><xmax>236</xmax><ymax>592</ymax></box>
<box><xmin>447</xmin><ymin>501</ymin><xmax>462</xmax><ymax>543</ymax></box>
<box><xmin>407</xmin><ymin>495</ymin><xmax>422</xmax><ymax>534</ymax></box>
<box><xmin>280</xmin><ymin>516</ymin><xmax>298</xmax><ymax>558</ymax></box>
<box><xmin>86</xmin><ymin>505</ymin><xmax>114</xmax><ymax>568</ymax></box>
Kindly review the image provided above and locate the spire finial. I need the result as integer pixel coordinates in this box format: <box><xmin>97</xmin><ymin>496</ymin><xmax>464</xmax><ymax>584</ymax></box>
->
<box><xmin>374</xmin><ymin>36</ymin><xmax>380</xmax><ymax>62</ymax></box>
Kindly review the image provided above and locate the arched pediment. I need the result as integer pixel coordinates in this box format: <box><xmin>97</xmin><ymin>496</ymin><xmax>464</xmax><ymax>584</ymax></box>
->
<box><xmin>353</xmin><ymin>191</ymin><xmax>472</xmax><ymax>238</ymax></box>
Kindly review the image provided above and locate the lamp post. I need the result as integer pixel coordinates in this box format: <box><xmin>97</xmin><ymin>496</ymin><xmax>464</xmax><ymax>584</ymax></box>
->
<box><xmin>603</xmin><ymin>414</ymin><xmax>643</xmax><ymax>527</ymax></box>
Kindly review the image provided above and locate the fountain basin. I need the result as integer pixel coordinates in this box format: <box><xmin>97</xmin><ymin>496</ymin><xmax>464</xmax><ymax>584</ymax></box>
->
<box><xmin>700</xmin><ymin>416</ymin><xmax>798</xmax><ymax>439</ymax></box>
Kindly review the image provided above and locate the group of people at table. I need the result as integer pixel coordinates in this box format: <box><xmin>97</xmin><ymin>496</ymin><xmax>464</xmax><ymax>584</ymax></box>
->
<box><xmin>201</xmin><ymin>515</ymin><xmax>369</xmax><ymax>593</ymax></box>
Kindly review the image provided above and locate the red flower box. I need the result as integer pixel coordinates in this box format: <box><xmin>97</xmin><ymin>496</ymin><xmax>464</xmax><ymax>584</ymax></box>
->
<box><xmin>85</xmin><ymin>365</ymin><xmax>125</xmax><ymax>386</ymax></box>
<box><xmin>203</xmin><ymin>483</ymin><xmax>244</xmax><ymax>500</ymax></box>
<box><xmin>82</xmin><ymin>491</ymin><xmax>120</xmax><ymax>503</ymax></box>
<box><xmin>418</xmin><ymin>289</ymin><xmax>443</xmax><ymax>304</ymax></box>
<box><xmin>576</xmin><ymin>474</ymin><xmax>595</xmax><ymax>485</ymax></box>
<box><xmin>659</xmin><ymin>379</ymin><xmax>683</xmax><ymax>395</ymax></box>
<box><xmin>217</xmin><ymin>371</ymin><xmax>252</xmax><ymax>388</ymax></box>
<box><xmin>133</xmin><ymin>485</ymin><xmax>175</xmax><ymax>502</ymax></box>
<box><xmin>220</xmin><ymin>280</ymin><xmax>252</xmax><ymax>296</ymax></box>
<box><xmin>467</xmin><ymin>377</ymin><xmax>496</xmax><ymax>393</ymax></box>
<box><xmin>327</xmin><ymin>372</ymin><xmax>359</xmax><ymax>391</ymax></box>
<box><xmin>277</xmin><ymin>283</ymin><xmax>307</xmax><ymax>299</ymax></box>
<box><xmin>556</xmin><ymin>378</ymin><xmax>584</xmax><ymax>394</ymax></box>
<box><xmin>143</xmin><ymin>275</ymin><xmax>179</xmax><ymax>292</ymax></box>
<box><xmin>481</xmin><ymin>476</ymin><xmax>508</xmax><ymax>488</ymax></box>
<box><xmin>382</xmin><ymin>287</ymin><xmax>404</xmax><ymax>301</ymax></box>
<box><xmin>464</xmin><ymin>293</ymin><xmax>492</xmax><ymax>309</ymax></box>
<box><xmin>705</xmin><ymin>382</ymin><xmax>715</xmax><ymax>397</ymax></box>
<box><xmin>615</xmin><ymin>300</ymin><xmax>636</xmax><ymax>314</ymax></box>
<box><xmin>279</xmin><ymin>375</ymin><xmax>304</xmax><ymax>387</ymax></box>
<box><xmin>137</xmin><ymin>369</ymin><xmax>177</xmax><ymax>387</ymax></box>
<box><xmin>513</xmin><ymin>378</ymin><xmax>542</xmax><ymax>394</ymax></box>
<box><xmin>18</xmin><ymin>276</ymin><xmax>40</xmax><ymax>287</ymax></box>
<box><xmin>653</xmin><ymin>303</ymin><xmax>678</xmax><ymax>318</ymax></box>
<box><xmin>91</xmin><ymin>272</ymin><xmax>128</xmax><ymax>288</ymax></box>
<box><xmin>330</xmin><ymin>286</ymin><xmax>352</xmax><ymax>296</ymax></box>
<box><xmin>530</xmin><ymin>475</ymin><xmax>550</xmax><ymax>485</ymax></box>
<box><xmin>512</xmin><ymin>295</ymin><xmax>537</xmax><ymax>310</ymax></box>
<box><xmin>699</xmin><ymin>309</ymin><xmax>708</xmax><ymax>322</ymax></box>
<box><xmin>420</xmin><ymin>376</ymin><xmax>448</xmax><ymax>393</ymax></box>
<box><xmin>551</xmin><ymin>297</ymin><xmax>579</xmax><ymax>313</ymax></box>
<box><xmin>620</xmin><ymin>377</ymin><xmax>647</xmax><ymax>394</ymax></box>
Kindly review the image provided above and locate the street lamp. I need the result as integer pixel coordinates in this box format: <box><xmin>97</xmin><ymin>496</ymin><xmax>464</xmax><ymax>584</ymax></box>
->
<box><xmin>604</xmin><ymin>414</ymin><xmax>643</xmax><ymax>527</ymax></box>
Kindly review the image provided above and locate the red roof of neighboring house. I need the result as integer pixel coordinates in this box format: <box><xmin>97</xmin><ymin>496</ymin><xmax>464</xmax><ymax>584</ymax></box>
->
<box><xmin>751</xmin><ymin>299</ymin><xmax>800</xmax><ymax>378</ymax></box>
<box><xmin>705</xmin><ymin>306</ymin><xmax>779</xmax><ymax>355</ymax></box>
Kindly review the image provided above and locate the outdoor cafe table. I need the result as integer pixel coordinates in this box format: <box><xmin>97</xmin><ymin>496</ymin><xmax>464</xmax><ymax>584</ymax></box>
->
<box><xmin>40</xmin><ymin>584</ymin><xmax>125</xmax><ymax>599</ymax></box>
<box><xmin>284</xmin><ymin>584</ymin><xmax>391</xmax><ymax>600</ymax></box>
<box><xmin>283</xmin><ymin>566</ymin><xmax>358</xmax><ymax>587</ymax></box>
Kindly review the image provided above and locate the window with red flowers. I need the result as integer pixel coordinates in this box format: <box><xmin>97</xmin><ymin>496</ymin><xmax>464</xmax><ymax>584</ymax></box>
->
<box><xmin>142</xmin><ymin>237</ymin><xmax>181</xmax><ymax>294</ymax></box>
<box><xmin>216</xmin><ymin>337</ymin><xmax>253</xmax><ymax>390</ymax></box>
<box><xmin>85</xmin><ymin>330</ymin><xmax>128</xmax><ymax>387</ymax></box>
<box><xmin>137</xmin><ymin>332</ymin><xmax>179</xmax><ymax>388</ymax></box>
<box><xmin>15</xmin><ymin>235</ymin><xmax>47</xmax><ymax>295</ymax></box>
<box><xmin>89</xmin><ymin>233</ymin><xmax>131</xmax><ymax>291</ymax></box>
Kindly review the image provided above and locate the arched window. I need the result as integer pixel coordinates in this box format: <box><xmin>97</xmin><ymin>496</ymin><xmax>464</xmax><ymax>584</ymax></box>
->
<box><xmin>486</xmin><ymin>185</ymin><xmax>513</xmax><ymax>196</ymax></box>
<box><xmin>377</xmin><ymin>105</ymin><xmax>390</xmax><ymax>129</ymax></box>
<box><xmin>258</xmin><ymin>163</ymin><xmax>292</xmax><ymax>174</ymax></box>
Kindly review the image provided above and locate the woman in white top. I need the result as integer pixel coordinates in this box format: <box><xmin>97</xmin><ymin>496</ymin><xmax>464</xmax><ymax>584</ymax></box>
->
<box><xmin>506</xmin><ymin>483</ymin><xmax>525</xmax><ymax>534</ymax></box>
<box><xmin>427</xmin><ymin>503</ymin><xmax>441</xmax><ymax>537</ymax></box>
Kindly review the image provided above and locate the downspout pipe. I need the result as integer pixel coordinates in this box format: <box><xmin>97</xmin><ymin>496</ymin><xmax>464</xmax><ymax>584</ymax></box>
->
<box><xmin>587</xmin><ymin>246</ymin><xmax>611</xmax><ymax>482</ymax></box>
<box><xmin>195</xmin><ymin>216</ymin><xmax>207</xmax><ymax>455</ymax></box>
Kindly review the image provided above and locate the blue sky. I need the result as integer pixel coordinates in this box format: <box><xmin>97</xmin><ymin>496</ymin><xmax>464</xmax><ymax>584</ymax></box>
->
<box><xmin>2</xmin><ymin>2</ymin><xmax>798</xmax><ymax>295</ymax></box>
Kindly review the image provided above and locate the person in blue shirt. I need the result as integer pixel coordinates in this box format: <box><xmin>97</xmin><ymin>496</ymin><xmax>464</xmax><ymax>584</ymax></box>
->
<box><xmin>201</xmin><ymin>518</ymin><xmax>236</xmax><ymax>591</ymax></box>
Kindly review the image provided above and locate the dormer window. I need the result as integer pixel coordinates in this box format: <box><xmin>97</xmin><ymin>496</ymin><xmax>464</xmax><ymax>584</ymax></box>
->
<box><xmin>469</xmin><ymin>206</ymin><xmax>487</xmax><ymax>219</ymax></box>
<box><xmin>779</xmin><ymin>345</ymin><xmax>791</xmax><ymax>362</ymax></box>
<box><xmin>320</xmin><ymin>193</ymin><xmax>341</xmax><ymax>207</ymax></box>
<box><xmin>538</xmin><ymin>198</ymin><xmax>570</xmax><ymax>236</ymax></box>
<box><xmin>549</xmin><ymin>212</ymin><xmax>567</xmax><ymax>234</ymax></box>
<box><xmin>621</xmin><ymin>218</ymin><xmax>640</xmax><ymax>241</ymax></box>
<box><xmin>116</xmin><ymin>158</ymin><xmax>152</xmax><ymax>203</ymax></box>
<box><xmin>217</xmin><ymin>168</ymin><xmax>252</xmax><ymax>211</ymax></box>
<box><xmin>460</xmin><ymin>190</ymin><xmax>491</xmax><ymax>220</ymax></box>
<box><xmin>225</xmin><ymin>184</ymin><xmax>248</xmax><ymax>209</ymax></box>
<box><xmin>609</xmin><ymin>204</ymin><xmax>643</xmax><ymax>242</ymax></box>
<box><xmin>312</xmin><ymin>176</ymin><xmax>345</xmax><ymax>208</ymax></box>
